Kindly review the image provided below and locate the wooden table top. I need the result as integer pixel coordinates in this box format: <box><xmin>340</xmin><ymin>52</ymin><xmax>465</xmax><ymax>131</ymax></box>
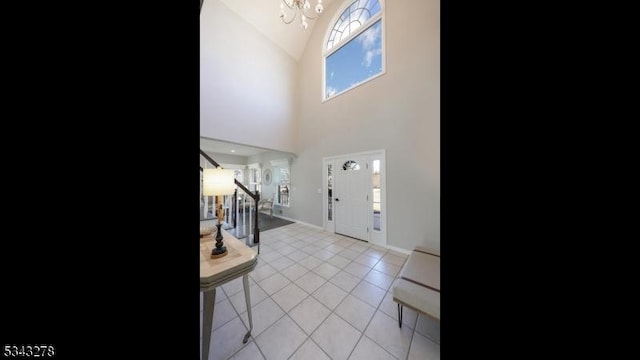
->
<box><xmin>200</xmin><ymin>229</ymin><xmax>258</xmax><ymax>290</ymax></box>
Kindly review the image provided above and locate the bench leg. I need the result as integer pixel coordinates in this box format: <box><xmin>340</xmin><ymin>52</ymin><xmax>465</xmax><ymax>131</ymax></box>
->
<box><xmin>397</xmin><ymin>303</ymin><xmax>403</xmax><ymax>328</ymax></box>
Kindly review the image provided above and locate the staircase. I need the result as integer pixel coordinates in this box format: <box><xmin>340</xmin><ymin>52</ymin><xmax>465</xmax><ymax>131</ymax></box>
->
<box><xmin>200</xmin><ymin>149</ymin><xmax>261</xmax><ymax>250</ymax></box>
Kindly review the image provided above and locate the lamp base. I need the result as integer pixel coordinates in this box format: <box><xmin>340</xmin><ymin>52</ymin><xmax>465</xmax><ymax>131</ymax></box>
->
<box><xmin>211</xmin><ymin>247</ymin><xmax>228</xmax><ymax>258</ymax></box>
<box><xmin>210</xmin><ymin>223</ymin><xmax>228</xmax><ymax>259</ymax></box>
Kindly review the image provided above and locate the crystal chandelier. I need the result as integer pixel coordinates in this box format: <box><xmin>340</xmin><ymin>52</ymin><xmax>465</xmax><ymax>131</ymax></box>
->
<box><xmin>280</xmin><ymin>0</ymin><xmax>324</xmax><ymax>30</ymax></box>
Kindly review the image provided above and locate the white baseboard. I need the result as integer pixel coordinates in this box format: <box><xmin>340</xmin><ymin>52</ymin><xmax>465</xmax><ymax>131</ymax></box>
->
<box><xmin>272</xmin><ymin>215</ymin><xmax>324</xmax><ymax>231</ymax></box>
<box><xmin>268</xmin><ymin>217</ymin><xmax>416</xmax><ymax>255</ymax></box>
<box><xmin>385</xmin><ymin>244</ymin><xmax>412</xmax><ymax>255</ymax></box>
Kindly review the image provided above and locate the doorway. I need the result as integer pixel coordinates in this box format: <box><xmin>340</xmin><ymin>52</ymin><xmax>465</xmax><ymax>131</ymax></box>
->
<box><xmin>323</xmin><ymin>150</ymin><xmax>386</xmax><ymax>246</ymax></box>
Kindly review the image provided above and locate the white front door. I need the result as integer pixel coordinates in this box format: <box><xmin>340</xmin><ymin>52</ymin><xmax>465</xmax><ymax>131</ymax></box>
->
<box><xmin>334</xmin><ymin>156</ymin><xmax>369</xmax><ymax>241</ymax></box>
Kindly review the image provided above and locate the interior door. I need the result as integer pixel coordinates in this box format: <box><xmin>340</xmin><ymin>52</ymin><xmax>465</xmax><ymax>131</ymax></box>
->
<box><xmin>334</xmin><ymin>156</ymin><xmax>369</xmax><ymax>241</ymax></box>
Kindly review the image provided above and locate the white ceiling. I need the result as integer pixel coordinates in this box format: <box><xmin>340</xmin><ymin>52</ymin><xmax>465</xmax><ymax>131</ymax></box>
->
<box><xmin>200</xmin><ymin>137</ymin><xmax>270</xmax><ymax>157</ymax></box>
<box><xmin>201</xmin><ymin>1</ymin><xmax>338</xmax><ymax>156</ymax></box>
<box><xmin>219</xmin><ymin>0</ymin><xmax>335</xmax><ymax>61</ymax></box>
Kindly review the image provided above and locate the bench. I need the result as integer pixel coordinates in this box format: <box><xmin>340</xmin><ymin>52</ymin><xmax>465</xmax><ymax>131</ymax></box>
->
<box><xmin>392</xmin><ymin>246</ymin><xmax>440</xmax><ymax>328</ymax></box>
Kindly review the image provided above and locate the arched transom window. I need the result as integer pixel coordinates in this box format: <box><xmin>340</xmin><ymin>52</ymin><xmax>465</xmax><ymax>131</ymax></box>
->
<box><xmin>323</xmin><ymin>0</ymin><xmax>384</xmax><ymax>100</ymax></box>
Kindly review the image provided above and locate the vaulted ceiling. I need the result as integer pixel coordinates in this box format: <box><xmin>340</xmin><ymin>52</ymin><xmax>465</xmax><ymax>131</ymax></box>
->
<box><xmin>211</xmin><ymin>0</ymin><xmax>336</xmax><ymax>61</ymax></box>
<box><xmin>200</xmin><ymin>0</ymin><xmax>338</xmax><ymax>155</ymax></box>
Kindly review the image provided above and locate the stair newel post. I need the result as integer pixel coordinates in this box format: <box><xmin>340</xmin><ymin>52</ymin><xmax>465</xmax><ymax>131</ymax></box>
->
<box><xmin>232</xmin><ymin>187</ymin><xmax>238</xmax><ymax>229</ymax></box>
<box><xmin>254</xmin><ymin>190</ymin><xmax>260</xmax><ymax>245</ymax></box>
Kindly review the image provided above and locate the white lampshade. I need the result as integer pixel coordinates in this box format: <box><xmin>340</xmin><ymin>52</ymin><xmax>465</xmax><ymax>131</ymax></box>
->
<box><xmin>203</xmin><ymin>168</ymin><xmax>235</xmax><ymax>196</ymax></box>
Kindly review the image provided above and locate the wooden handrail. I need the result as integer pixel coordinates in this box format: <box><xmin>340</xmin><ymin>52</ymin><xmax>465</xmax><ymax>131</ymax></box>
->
<box><xmin>200</xmin><ymin>149</ymin><xmax>259</xmax><ymax>202</ymax></box>
<box><xmin>199</xmin><ymin>149</ymin><xmax>221</xmax><ymax>168</ymax></box>
<box><xmin>200</xmin><ymin>149</ymin><xmax>260</xmax><ymax>245</ymax></box>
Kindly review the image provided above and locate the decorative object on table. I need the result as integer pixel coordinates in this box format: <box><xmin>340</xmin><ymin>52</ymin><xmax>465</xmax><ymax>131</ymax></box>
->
<box><xmin>279</xmin><ymin>0</ymin><xmax>324</xmax><ymax>29</ymax></box>
<box><xmin>263</xmin><ymin>168</ymin><xmax>272</xmax><ymax>185</ymax></box>
<box><xmin>202</xmin><ymin>166</ymin><xmax>236</xmax><ymax>258</ymax></box>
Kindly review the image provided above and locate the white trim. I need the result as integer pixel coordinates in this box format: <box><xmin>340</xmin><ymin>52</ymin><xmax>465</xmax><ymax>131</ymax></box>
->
<box><xmin>321</xmin><ymin>0</ymin><xmax>386</xmax><ymax>102</ymax></box>
<box><xmin>293</xmin><ymin>219</ymin><xmax>324</xmax><ymax>231</ymax></box>
<box><xmin>262</xmin><ymin>216</ymin><xmax>413</xmax><ymax>255</ymax></box>
<box><xmin>322</xmin><ymin>0</ymin><xmax>385</xmax><ymax>55</ymax></box>
<box><xmin>322</xmin><ymin>159</ymin><xmax>335</xmax><ymax>233</ymax></box>
<box><xmin>322</xmin><ymin>149</ymin><xmax>386</xmax><ymax>246</ymax></box>
<box><xmin>324</xmin><ymin>15</ymin><xmax>384</xmax><ymax>58</ymax></box>
<box><xmin>385</xmin><ymin>245</ymin><xmax>412</xmax><ymax>256</ymax></box>
<box><xmin>267</xmin><ymin>215</ymin><xmax>325</xmax><ymax>231</ymax></box>
<box><xmin>270</xmin><ymin>158</ymin><xmax>291</xmax><ymax>167</ymax></box>
<box><xmin>323</xmin><ymin>148</ymin><xmax>386</xmax><ymax>160</ymax></box>
<box><xmin>368</xmin><ymin>154</ymin><xmax>386</xmax><ymax>246</ymax></box>
<box><xmin>219</xmin><ymin>163</ymin><xmax>246</xmax><ymax>170</ymax></box>
<box><xmin>322</xmin><ymin>69</ymin><xmax>387</xmax><ymax>103</ymax></box>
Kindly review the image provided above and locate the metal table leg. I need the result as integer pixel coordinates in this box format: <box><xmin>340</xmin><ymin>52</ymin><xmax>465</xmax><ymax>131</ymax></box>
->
<box><xmin>202</xmin><ymin>288</ymin><xmax>216</xmax><ymax>360</ymax></box>
<box><xmin>242</xmin><ymin>274</ymin><xmax>252</xmax><ymax>343</ymax></box>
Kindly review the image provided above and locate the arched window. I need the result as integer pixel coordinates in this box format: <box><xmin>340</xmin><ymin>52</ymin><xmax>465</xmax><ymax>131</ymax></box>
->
<box><xmin>323</xmin><ymin>0</ymin><xmax>384</xmax><ymax>100</ymax></box>
<box><xmin>342</xmin><ymin>160</ymin><xmax>361</xmax><ymax>171</ymax></box>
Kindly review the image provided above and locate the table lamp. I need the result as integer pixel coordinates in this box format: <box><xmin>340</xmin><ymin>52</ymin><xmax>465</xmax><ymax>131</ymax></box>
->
<box><xmin>202</xmin><ymin>167</ymin><xmax>235</xmax><ymax>258</ymax></box>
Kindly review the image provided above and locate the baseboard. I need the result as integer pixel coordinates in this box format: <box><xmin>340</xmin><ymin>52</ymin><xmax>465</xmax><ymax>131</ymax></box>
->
<box><xmin>297</xmin><ymin>221</ymin><xmax>326</xmax><ymax>231</ymax></box>
<box><xmin>385</xmin><ymin>244</ymin><xmax>412</xmax><ymax>255</ymax></box>
<box><xmin>273</xmin><ymin>215</ymin><xmax>324</xmax><ymax>231</ymax></box>
<box><xmin>269</xmin><ymin>217</ymin><xmax>412</xmax><ymax>254</ymax></box>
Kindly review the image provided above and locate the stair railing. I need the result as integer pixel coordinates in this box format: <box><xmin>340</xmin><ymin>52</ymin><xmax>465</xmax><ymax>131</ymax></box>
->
<box><xmin>200</xmin><ymin>149</ymin><xmax>260</xmax><ymax>247</ymax></box>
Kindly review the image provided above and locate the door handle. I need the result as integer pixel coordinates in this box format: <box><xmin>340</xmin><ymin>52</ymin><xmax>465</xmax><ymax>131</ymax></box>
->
<box><xmin>335</xmin><ymin>198</ymin><xmax>340</xmax><ymax>201</ymax></box>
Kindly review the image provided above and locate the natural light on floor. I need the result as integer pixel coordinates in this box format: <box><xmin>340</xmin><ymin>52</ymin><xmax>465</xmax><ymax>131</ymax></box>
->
<box><xmin>201</xmin><ymin>222</ymin><xmax>440</xmax><ymax>360</ymax></box>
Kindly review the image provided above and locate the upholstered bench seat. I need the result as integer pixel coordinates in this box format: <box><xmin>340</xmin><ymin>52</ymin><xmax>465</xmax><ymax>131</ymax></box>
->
<box><xmin>393</xmin><ymin>246</ymin><xmax>440</xmax><ymax>327</ymax></box>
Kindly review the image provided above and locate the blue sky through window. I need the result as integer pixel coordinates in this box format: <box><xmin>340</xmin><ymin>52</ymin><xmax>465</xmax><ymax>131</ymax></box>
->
<box><xmin>325</xmin><ymin>19</ymin><xmax>382</xmax><ymax>99</ymax></box>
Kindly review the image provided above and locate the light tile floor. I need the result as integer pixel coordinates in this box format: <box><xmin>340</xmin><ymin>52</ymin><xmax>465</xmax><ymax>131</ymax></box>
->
<box><xmin>201</xmin><ymin>223</ymin><xmax>440</xmax><ymax>360</ymax></box>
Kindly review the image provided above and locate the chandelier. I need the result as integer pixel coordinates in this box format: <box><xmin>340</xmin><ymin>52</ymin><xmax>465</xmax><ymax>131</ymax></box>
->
<box><xmin>280</xmin><ymin>0</ymin><xmax>324</xmax><ymax>29</ymax></box>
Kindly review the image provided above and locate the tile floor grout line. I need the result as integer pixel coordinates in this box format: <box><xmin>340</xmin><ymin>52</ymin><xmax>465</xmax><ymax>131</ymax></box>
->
<box><xmin>299</xmin><ymin>245</ymin><xmax>402</xmax><ymax>360</ymax></box>
<box><xmin>223</xmin><ymin>280</ymin><xmax>262</xmax><ymax>360</ymax></box>
<box><xmin>208</xmin><ymin>223</ymin><xmax>429</xmax><ymax>360</ymax></box>
<box><xmin>271</xmin><ymin>232</ymin><xmax>363</xmax><ymax>359</ymax></box>
<box><xmin>342</xmin><ymin>259</ymin><xmax>408</xmax><ymax>360</ymax></box>
<box><xmin>289</xmin><ymin>229</ymin><xmax>407</xmax><ymax>359</ymax></box>
<box><xmin>222</xmin><ymin>262</ymin><xmax>287</xmax><ymax>360</ymax></box>
<box><xmin>228</xmin><ymin>240</ymin><xmax>333</xmax><ymax>360</ymax></box>
<box><xmin>209</xmin><ymin>235</ymin><xmax>291</xmax><ymax>359</ymax></box>
<box><xmin>404</xmin><ymin>323</ymin><xmax>416</xmax><ymax>360</ymax></box>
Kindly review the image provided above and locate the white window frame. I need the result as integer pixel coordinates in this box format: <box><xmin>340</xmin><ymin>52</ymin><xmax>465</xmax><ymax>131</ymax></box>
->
<box><xmin>271</xmin><ymin>158</ymin><xmax>292</xmax><ymax>208</ymax></box>
<box><xmin>247</xmin><ymin>163</ymin><xmax>261</xmax><ymax>194</ymax></box>
<box><xmin>322</xmin><ymin>149</ymin><xmax>387</xmax><ymax>247</ymax></box>
<box><xmin>321</xmin><ymin>0</ymin><xmax>386</xmax><ymax>102</ymax></box>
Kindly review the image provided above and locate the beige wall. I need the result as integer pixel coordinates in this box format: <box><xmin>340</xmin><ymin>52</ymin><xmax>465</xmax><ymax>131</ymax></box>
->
<box><xmin>200</xmin><ymin>0</ymin><xmax>440</xmax><ymax>252</ymax></box>
<box><xmin>200</xmin><ymin>0</ymin><xmax>299</xmax><ymax>153</ymax></box>
<box><xmin>290</xmin><ymin>0</ymin><xmax>440</xmax><ymax>251</ymax></box>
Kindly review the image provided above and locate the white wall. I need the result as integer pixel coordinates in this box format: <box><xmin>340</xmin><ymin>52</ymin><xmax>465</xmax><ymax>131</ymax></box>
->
<box><xmin>200</xmin><ymin>0</ymin><xmax>299</xmax><ymax>153</ymax></box>
<box><xmin>290</xmin><ymin>0</ymin><xmax>440</xmax><ymax>251</ymax></box>
<box><xmin>200</xmin><ymin>0</ymin><xmax>440</xmax><ymax>252</ymax></box>
<box><xmin>201</xmin><ymin>151</ymin><xmax>248</xmax><ymax>167</ymax></box>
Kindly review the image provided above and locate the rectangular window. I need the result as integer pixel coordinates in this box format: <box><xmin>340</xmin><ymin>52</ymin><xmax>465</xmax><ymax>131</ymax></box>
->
<box><xmin>277</xmin><ymin>167</ymin><xmax>290</xmax><ymax>207</ymax></box>
<box><xmin>328</xmin><ymin>164</ymin><xmax>333</xmax><ymax>221</ymax></box>
<box><xmin>372</xmin><ymin>159</ymin><xmax>381</xmax><ymax>231</ymax></box>
<box><xmin>325</xmin><ymin>19</ymin><xmax>383</xmax><ymax>100</ymax></box>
